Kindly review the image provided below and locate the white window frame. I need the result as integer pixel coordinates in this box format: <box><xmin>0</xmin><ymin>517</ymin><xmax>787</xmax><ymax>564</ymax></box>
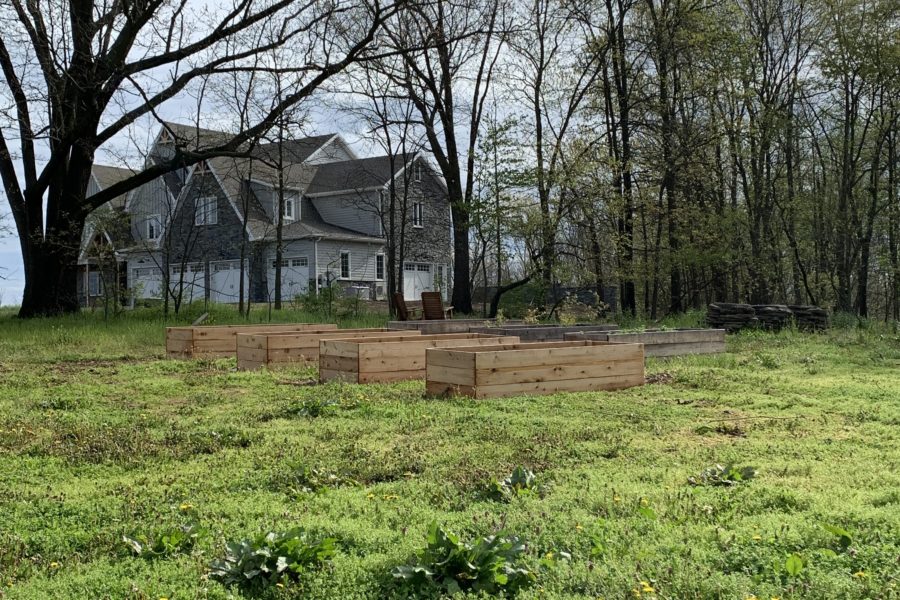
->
<box><xmin>412</xmin><ymin>201</ymin><xmax>424</xmax><ymax>228</ymax></box>
<box><xmin>339</xmin><ymin>251</ymin><xmax>351</xmax><ymax>280</ymax></box>
<box><xmin>414</xmin><ymin>162</ymin><xmax>422</xmax><ymax>182</ymax></box>
<box><xmin>194</xmin><ymin>196</ymin><xmax>217</xmax><ymax>226</ymax></box>
<box><xmin>376</xmin><ymin>254</ymin><xmax>385</xmax><ymax>281</ymax></box>
<box><xmin>282</xmin><ymin>190</ymin><xmax>299</xmax><ymax>222</ymax></box>
<box><xmin>146</xmin><ymin>214</ymin><xmax>161</xmax><ymax>240</ymax></box>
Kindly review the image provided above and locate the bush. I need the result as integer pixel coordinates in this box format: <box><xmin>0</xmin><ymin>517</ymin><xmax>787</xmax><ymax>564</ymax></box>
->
<box><xmin>209</xmin><ymin>528</ymin><xmax>336</xmax><ymax>591</ymax></box>
<box><xmin>487</xmin><ymin>465</ymin><xmax>541</xmax><ymax>501</ymax></box>
<box><xmin>391</xmin><ymin>521</ymin><xmax>536</xmax><ymax>595</ymax></box>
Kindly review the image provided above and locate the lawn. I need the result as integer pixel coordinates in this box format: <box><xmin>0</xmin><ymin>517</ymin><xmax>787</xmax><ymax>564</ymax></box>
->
<box><xmin>0</xmin><ymin>308</ymin><xmax>898</xmax><ymax>599</ymax></box>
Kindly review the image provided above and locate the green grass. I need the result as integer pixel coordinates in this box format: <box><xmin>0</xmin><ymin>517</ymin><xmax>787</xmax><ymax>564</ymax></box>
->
<box><xmin>0</xmin><ymin>309</ymin><xmax>898</xmax><ymax>599</ymax></box>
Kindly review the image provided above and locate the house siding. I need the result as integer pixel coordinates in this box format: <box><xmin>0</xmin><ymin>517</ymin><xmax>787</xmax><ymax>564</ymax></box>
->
<box><xmin>310</xmin><ymin>192</ymin><xmax>382</xmax><ymax>237</ymax></box>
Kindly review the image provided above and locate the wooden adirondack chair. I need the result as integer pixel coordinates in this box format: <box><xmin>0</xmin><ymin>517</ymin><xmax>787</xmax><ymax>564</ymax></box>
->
<box><xmin>420</xmin><ymin>291</ymin><xmax>453</xmax><ymax>320</ymax></box>
<box><xmin>393</xmin><ymin>293</ymin><xmax>421</xmax><ymax>321</ymax></box>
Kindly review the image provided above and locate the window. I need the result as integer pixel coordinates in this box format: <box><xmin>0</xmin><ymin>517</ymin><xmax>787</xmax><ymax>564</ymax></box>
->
<box><xmin>376</xmin><ymin>254</ymin><xmax>385</xmax><ymax>280</ymax></box>
<box><xmin>282</xmin><ymin>191</ymin><xmax>299</xmax><ymax>222</ymax></box>
<box><xmin>414</xmin><ymin>162</ymin><xmax>422</xmax><ymax>182</ymax></box>
<box><xmin>194</xmin><ymin>196</ymin><xmax>217</xmax><ymax>225</ymax></box>
<box><xmin>146</xmin><ymin>214</ymin><xmax>161</xmax><ymax>240</ymax></box>
<box><xmin>190</xmin><ymin>263</ymin><xmax>205</xmax><ymax>273</ymax></box>
<box><xmin>412</xmin><ymin>201</ymin><xmax>424</xmax><ymax>228</ymax></box>
<box><xmin>271</xmin><ymin>257</ymin><xmax>308</xmax><ymax>268</ymax></box>
<box><xmin>417</xmin><ymin>263</ymin><xmax>431</xmax><ymax>273</ymax></box>
<box><xmin>404</xmin><ymin>262</ymin><xmax>416</xmax><ymax>272</ymax></box>
<box><xmin>340</xmin><ymin>251</ymin><xmax>351</xmax><ymax>279</ymax></box>
<box><xmin>88</xmin><ymin>272</ymin><xmax>102</xmax><ymax>296</ymax></box>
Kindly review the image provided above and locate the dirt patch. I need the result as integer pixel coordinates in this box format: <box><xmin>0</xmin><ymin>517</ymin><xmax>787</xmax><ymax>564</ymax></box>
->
<box><xmin>645</xmin><ymin>371</ymin><xmax>675</xmax><ymax>385</ymax></box>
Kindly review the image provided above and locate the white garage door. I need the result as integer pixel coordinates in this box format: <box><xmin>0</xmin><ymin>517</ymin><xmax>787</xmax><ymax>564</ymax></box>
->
<box><xmin>132</xmin><ymin>266</ymin><xmax>162</xmax><ymax>299</ymax></box>
<box><xmin>403</xmin><ymin>262</ymin><xmax>434</xmax><ymax>301</ymax></box>
<box><xmin>268</xmin><ymin>256</ymin><xmax>309</xmax><ymax>300</ymax></box>
<box><xmin>211</xmin><ymin>260</ymin><xmax>249</xmax><ymax>304</ymax></box>
<box><xmin>170</xmin><ymin>263</ymin><xmax>205</xmax><ymax>303</ymax></box>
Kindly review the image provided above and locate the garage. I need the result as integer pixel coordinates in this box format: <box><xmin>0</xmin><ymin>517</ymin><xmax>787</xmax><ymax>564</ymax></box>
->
<box><xmin>210</xmin><ymin>260</ymin><xmax>249</xmax><ymax>304</ymax></box>
<box><xmin>131</xmin><ymin>266</ymin><xmax>162</xmax><ymax>299</ymax></box>
<box><xmin>403</xmin><ymin>262</ymin><xmax>435</xmax><ymax>301</ymax></box>
<box><xmin>267</xmin><ymin>256</ymin><xmax>309</xmax><ymax>301</ymax></box>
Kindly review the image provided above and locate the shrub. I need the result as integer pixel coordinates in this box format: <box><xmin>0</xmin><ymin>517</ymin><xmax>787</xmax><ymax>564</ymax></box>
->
<box><xmin>391</xmin><ymin>521</ymin><xmax>535</xmax><ymax>595</ymax></box>
<box><xmin>209</xmin><ymin>528</ymin><xmax>336</xmax><ymax>591</ymax></box>
<box><xmin>688</xmin><ymin>464</ymin><xmax>757</xmax><ymax>486</ymax></box>
<box><xmin>122</xmin><ymin>522</ymin><xmax>202</xmax><ymax>558</ymax></box>
<box><xmin>487</xmin><ymin>466</ymin><xmax>541</xmax><ymax>501</ymax></box>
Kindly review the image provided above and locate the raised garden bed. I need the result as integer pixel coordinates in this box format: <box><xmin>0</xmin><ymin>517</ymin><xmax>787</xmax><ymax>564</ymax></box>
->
<box><xmin>467</xmin><ymin>323</ymin><xmax>619</xmax><ymax>341</ymax></box>
<box><xmin>319</xmin><ymin>333</ymin><xmax>520</xmax><ymax>383</ymax></box>
<box><xmin>564</xmin><ymin>328</ymin><xmax>725</xmax><ymax>358</ymax></box>
<box><xmin>425</xmin><ymin>340</ymin><xmax>644</xmax><ymax>399</ymax></box>
<box><xmin>236</xmin><ymin>329</ymin><xmax>423</xmax><ymax>370</ymax></box>
<box><xmin>166</xmin><ymin>323</ymin><xmax>336</xmax><ymax>358</ymax></box>
<box><xmin>387</xmin><ymin>319</ymin><xmax>523</xmax><ymax>334</ymax></box>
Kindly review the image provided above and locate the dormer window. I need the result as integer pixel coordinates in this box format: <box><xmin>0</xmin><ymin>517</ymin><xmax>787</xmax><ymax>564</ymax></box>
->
<box><xmin>282</xmin><ymin>190</ymin><xmax>299</xmax><ymax>222</ymax></box>
<box><xmin>146</xmin><ymin>214</ymin><xmax>161</xmax><ymax>240</ymax></box>
<box><xmin>158</xmin><ymin>129</ymin><xmax>174</xmax><ymax>145</ymax></box>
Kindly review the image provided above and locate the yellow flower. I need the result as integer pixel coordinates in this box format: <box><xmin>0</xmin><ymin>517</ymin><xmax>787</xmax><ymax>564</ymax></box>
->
<box><xmin>575</xmin><ymin>523</ymin><xmax>583</xmax><ymax>531</ymax></box>
<box><xmin>752</xmin><ymin>535</ymin><xmax>762</xmax><ymax>541</ymax></box>
<box><xmin>545</xmin><ymin>551</ymin><xmax>554</xmax><ymax>559</ymax></box>
<box><xmin>641</xmin><ymin>581</ymin><xmax>654</xmax><ymax>593</ymax></box>
<box><xmin>745</xmin><ymin>596</ymin><xmax>758</xmax><ymax>600</ymax></box>
<box><xmin>853</xmin><ymin>571</ymin><xmax>867</xmax><ymax>578</ymax></box>
<box><xmin>614</xmin><ymin>495</ymin><xmax>622</xmax><ymax>503</ymax></box>
<box><xmin>631</xmin><ymin>588</ymin><xmax>642</xmax><ymax>598</ymax></box>
<box><xmin>771</xmin><ymin>597</ymin><xmax>781</xmax><ymax>600</ymax></box>
<box><xmin>382</xmin><ymin>494</ymin><xmax>399</xmax><ymax>500</ymax></box>
<box><xmin>49</xmin><ymin>562</ymin><xmax>59</xmax><ymax>569</ymax></box>
<box><xmin>640</xmin><ymin>498</ymin><xmax>649</xmax><ymax>507</ymax></box>
<box><xmin>179</xmin><ymin>503</ymin><xmax>194</xmax><ymax>511</ymax></box>
<box><xmin>366</xmin><ymin>492</ymin><xmax>375</xmax><ymax>500</ymax></box>
<box><xmin>159</xmin><ymin>597</ymin><xmax>169</xmax><ymax>600</ymax></box>
<box><xmin>276</xmin><ymin>582</ymin><xmax>284</xmax><ymax>588</ymax></box>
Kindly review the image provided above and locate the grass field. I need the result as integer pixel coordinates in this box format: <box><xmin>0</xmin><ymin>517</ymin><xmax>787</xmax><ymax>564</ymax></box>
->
<box><xmin>0</xmin><ymin>308</ymin><xmax>898</xmax><ymax>599</ymax></box>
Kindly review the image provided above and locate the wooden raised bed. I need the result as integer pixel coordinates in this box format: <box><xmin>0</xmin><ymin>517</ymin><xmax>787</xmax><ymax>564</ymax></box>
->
<box><xmin>564</xmin><ymin>328</ymin><xmax>725</xmax><ymax>358</ymax></box>
<box><xmin>467</xmin><ymin>323</ymin><xmax>619</xmax><ymax>341</ymax></box>
<box><xmin>319</xmin><ymin>333</ymin><xmax>520</xmax><ymax>383</ymax></box>
<box><xmin>236</xmin><ymin>329</ymin><xmax>422</xmax><ymax>370</ymax></box>
<box><xmin>387</xmin><ymin>319</ymin><xmax>523</xmax><ymax>334</ymax></box>
<box><xmin>166</xmin><ymin>323</ymin><xmax>337</xmax><ymax>358</ymax></box>
<box><xmin>426</xmin><ymin>340</ymin><xmax>644</xmax><ymax>399</ymax></box>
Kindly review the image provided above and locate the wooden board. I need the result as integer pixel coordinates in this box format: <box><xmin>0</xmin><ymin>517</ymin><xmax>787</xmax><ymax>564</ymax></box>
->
<box><xmin>235</xmin><ymin>329</ymin><xmax>420</xmax><ymax>370</ymax></box>
<box><xmin>318</xmin><ymin>333</ymin><xmax>520</xmax><ymax>383</ymax></box>
<box><xmin>564</xmin><ymin>328</ymin><xmax>725</xmax><ymax>358</ymax></box>
<box><xmin>425</xmin><ymin>340</ymin><xmax>644</xmax><ymax>399</ymax></box>
<box><xmin>166</xmin><ymin>323</ymin><xmax>337</xmax><ymax>358</ymax></box>
<box><xmin>467</xmin><ymin>324</ymin><xmax>619</xmax><ymax>341</ymax></box>
<box><xmin>387</xmin><ymin>319</ymin><xmax>524</xmax><ymax>334</ymax></box>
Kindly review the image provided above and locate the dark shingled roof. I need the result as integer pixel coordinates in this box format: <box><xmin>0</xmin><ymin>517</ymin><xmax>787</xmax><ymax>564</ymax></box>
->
<box><xmin>305</xmin><ymin>154</ymin><xmax>417</xmax><ymax>195</ymax></box>
<box><xmin>252</xmin><ymin>135</ymin><xmax>337</xmax><ymax>165</ymax></box>
<box><xmin>91</xmin><ymin>164</ymin><xmax>135</xmax><ymax>209</ymax></box>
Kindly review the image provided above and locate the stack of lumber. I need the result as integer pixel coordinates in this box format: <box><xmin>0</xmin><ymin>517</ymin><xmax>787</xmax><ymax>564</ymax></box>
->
<box><xmin>706</xmin><ymin>303</ymin><xmax>757</xmax><ymax>331</ymax></box>
<box><xmin>788</xmin><ymin>305</ymin><xmax>829</xmax><ymax>330</ymax></box>
<box><xmin>707</xmin><ymin>303</ymin><xmax>830</xmax><ymax>332</ymax></box>
<box><xmin>425</xmin><ymin>340</ymin><xmax>645</xmax><ymax>399</ymax></box>
<box><xmin>752</xmin><ymin>305</ymin><xmax>794</xmax><ymax>330</ymax></box>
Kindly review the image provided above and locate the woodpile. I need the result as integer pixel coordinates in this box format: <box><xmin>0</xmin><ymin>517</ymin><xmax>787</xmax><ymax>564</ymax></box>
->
<box><xmin>706</xmin><ymin>303</ymin><xmax>757</xmax><ymax>331</ymax></box>
<box><xmin>707</xmin><ymin>303</ymin><xmax>829</xmax><ymax>332</ymax></box>
<box><xmin>788</xmin><ymin>305</ymin><xmax>830</xmax><ymax>331</ymax></box>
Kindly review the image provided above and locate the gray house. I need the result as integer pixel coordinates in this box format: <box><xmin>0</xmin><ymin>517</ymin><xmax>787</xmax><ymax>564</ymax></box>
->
<box><xmin>81</xmin><ymin>123</ymin><xmax>452</xmax><ymax>306</ymax></box>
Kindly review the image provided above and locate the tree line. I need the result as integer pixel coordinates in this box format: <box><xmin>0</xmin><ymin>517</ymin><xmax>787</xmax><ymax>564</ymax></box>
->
<box><xmin>0</xmin><ymin>0</ymin><xmax>897</xmax><ymax>318</ymax></box>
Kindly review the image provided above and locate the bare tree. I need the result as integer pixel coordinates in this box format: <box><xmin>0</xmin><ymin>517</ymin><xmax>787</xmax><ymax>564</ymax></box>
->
<box><xmin>379</xmin><ymin>0</ymin><xmax>510</xmax><ymax>314</ymax></box>
<box><xmin>0</xmin><ymin>0</ymin><xmax>403</xmax><ymax>316</ymax></box>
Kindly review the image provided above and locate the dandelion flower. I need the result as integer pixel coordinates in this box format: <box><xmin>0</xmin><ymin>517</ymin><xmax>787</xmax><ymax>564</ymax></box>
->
<box><xmin>575</xmin><ymin>523</ymin><xmax>583</xmax><ymax>531</ymax></box>
<box><xmin>752</xmin><ymin>535</ymin><xmax>762</xmax><ymax>541</ymax></box>
<box><xmin>49</xmin><ymin>562</ymin><xmax>59</xmax><ymax>569</ymax></box>
<box><xmin>854</xmin><ymin>571</ymin><xmax>867</xmax><ymax>578</ymax></box>
<box><xmin>179</xmin><ymin>503</ymin><xmax>194</xmax><ymax>511</ymax></box>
